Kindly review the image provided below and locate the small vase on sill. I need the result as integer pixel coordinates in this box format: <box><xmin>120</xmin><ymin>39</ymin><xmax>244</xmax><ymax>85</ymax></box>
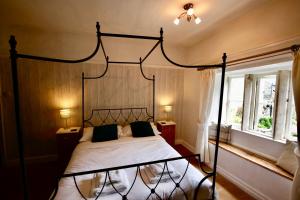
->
<box><xmin>291</xmin><ymin>147</ymin><xmax>300</xmax><ymax>200</ymax></box>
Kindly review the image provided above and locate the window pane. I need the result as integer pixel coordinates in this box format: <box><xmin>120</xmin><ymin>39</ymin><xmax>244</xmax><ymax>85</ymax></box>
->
<box><xmin>291</xmin><ymin>106</ymin><xmax>297</xmax><ymax>137</ymax></box>
<box><xmin>255</xmin><ymin>75</ymin><xmax>276</xmax><ymax>137</ymax></box>
<box><xmin>227</xmin><ymin>77</ymin><xmax>244</xmax><ymax>128</ymax></box>
<box><xmin>287</xmin><ymin>99</ymin><xmax>298</xmax><ymax>140</ymax></box>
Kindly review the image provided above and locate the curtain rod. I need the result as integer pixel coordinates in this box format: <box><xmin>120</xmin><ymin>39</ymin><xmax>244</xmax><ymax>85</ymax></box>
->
<box><xmin>197</xmin><ymin>44</ymin><xmax>299</xmax><ymax>71</ymax></box>
<box><xmin>227</xmin><ymin>44</ymin><xmax>299</xmax><ymax>66</ymax></box>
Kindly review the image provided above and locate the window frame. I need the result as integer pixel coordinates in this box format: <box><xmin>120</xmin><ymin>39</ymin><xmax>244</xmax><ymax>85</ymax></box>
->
<box><xmin>225</xmin><ymin>76</ymin><xmax>245</xmax><ymax>129</ymax></box>
<box><xmin>247</xmin><ymin>72</ymin><xmax>278</xmax><ymax>138</ymax></box>
<box><xmin>285</xmin><ymin>76</ymin><xmax>297</xmax><ymax>141</ymax></box>
<box><xmin>225</xmin><ymin>67</ymin><xmax>297</xmax><ymax>142</ymax></box>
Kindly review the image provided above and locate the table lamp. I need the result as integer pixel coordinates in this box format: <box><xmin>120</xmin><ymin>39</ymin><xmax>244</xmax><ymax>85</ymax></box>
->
<box><xmin>164</xmin><ymin>105</ymin><xmax>172</xmax><ymax>121</ymax></box>
<box><xmin>60</xmin><ymin>108</ymin><xmax>71</xmax><ymax>129</ymax></box>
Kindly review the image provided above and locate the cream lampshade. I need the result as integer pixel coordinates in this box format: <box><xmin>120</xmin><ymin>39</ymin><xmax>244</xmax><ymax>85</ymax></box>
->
<box><xmin>164</xmin><ymin>105</ymin><xmax>172</xmax><ymax>113</ymax></box>
<box><xmin>60</xmin><ymin>109</ymin><xmax>71</xmax><ymax>129</ymax></box>
<box><xmin>164</xmin><ymin>105</ymin><xmax>172</xmax><ymax>121</ymax></box>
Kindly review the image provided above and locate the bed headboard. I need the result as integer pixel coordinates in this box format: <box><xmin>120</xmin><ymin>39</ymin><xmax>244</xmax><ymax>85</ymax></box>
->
<box><xmin>83</xmin><ymin>107</ymin><xmax>154</xmax><ymax>127</ymax></box>
<box><xmin>82</xmin><ymin>58</ymin><xmax>156</xmax><ymax>127</ymax></box>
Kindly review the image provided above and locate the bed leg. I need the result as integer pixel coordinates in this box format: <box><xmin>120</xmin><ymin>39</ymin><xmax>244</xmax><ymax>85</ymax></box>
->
<box><xmin>211</xmin><ymin>53</ymin><xmax>227</xmax><ymax>199</ymax></box>
<box><xmin>9</xmin><ymin>35</ymin><xmax>29</xmax><ymax>200</ymax></box>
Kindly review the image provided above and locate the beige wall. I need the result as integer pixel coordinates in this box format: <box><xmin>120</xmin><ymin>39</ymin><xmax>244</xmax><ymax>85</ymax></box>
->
<box><xmin>0</xmin><ymin>25</ymin><xmax>188</xmax><ymax>66</ymax></box>
<box><xmin>181</xmin><ymin>0</ymin><xmax>300</xmax><ymax>152</ymax></box>
<box><xmin>0</xmin><ymin>57</ymin><xmax>184</xmax><ymax>160</ymax></box>
<box><xmin>0</xmin><ymin>58</ymin><xmax>18</xmax><ymax>161</ymax></box>
<box><xmin>179</xmin><ymin>69</ymin><xmax>201</xmax><ymax>151</ymax></box>
<box><xmin>0</xmin><ymin>23</ymin><xmax>188</xmax><ymax>161</ymax></box>
<box><xmin>187</xmin><ymin>0</ymin><xmax>300</xmax><ymax>65</ymax></box>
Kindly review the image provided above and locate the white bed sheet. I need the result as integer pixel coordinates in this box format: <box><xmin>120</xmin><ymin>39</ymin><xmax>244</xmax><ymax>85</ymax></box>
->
<box><xmin>54</xmin><ymin>136</ymin><xmax>212</xmax><ymax>200</ymax></box>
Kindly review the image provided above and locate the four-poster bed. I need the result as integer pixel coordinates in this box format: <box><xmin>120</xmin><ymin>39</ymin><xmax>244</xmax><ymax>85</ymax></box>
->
<box><xmin>9</xmin><ymin>22</ymin><xmax>227</xmax><ymax>200</ymax></box>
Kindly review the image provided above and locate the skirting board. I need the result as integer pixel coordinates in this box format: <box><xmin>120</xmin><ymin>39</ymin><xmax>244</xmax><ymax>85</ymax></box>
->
<box><xmin>214</xmin><ymin>164</ymin><xmax>271</xmax><ymax>200</ymax></box>
<box><xmin>175</xmin><ymin>139</ymin><xmax>195</xmax><ymax>153</ymax></box>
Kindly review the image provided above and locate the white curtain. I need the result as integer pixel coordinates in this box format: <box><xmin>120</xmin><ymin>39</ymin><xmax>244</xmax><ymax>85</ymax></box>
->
<box><xmin>195</xmin><ymin>69</ymin><xmax>216</xmax><ymax>163</ymax></box>
<box><xmin>292</xmin><ymin>48</ymin><xmax>300</xmax><ymax>144</ymax></box>
<box><xmin>291</xmin><ymin>47</ymin><xmax>300</xmax><ymax>200</ymax></box>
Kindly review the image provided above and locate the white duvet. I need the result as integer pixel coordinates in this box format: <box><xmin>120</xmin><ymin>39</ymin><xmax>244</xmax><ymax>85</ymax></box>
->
<box><xmin>54</xmin><ymin>136</ymin><xmax>212</xmax><ymax>200</ymax></box>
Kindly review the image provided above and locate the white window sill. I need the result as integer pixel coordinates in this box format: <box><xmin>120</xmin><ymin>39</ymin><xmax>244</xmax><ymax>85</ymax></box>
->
<box><xmin>229</xmin><ymin>128</ymin><xmax>288</xmax><ymax>161</ymax></box>
<box><xmin>231</xmin><ymin>128</ymin><xmax>287</xmax><ymax>144</ymax></box>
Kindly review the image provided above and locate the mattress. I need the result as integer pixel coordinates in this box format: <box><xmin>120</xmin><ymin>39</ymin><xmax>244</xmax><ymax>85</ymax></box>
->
<box><xmin>54</xmin><ymin>136</ymin><xmax>212</xmax><ymax>200</ymax></box>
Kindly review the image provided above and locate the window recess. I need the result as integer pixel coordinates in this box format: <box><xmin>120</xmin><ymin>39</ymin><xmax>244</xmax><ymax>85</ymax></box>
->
<box><xmin>224</xmin><ymin>62</ymin><xmax>297</xmax><ymax>142</ymax></box>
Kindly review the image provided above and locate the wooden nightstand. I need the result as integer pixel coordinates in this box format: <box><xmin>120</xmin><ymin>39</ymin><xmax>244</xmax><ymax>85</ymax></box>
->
<box><xmin>56</xmin><ymin>127</ymin><xmax>82</xmax><ymax>172</ymax></box>
<box><xmin>156</xmin><ymin>121</ymin><xmax>176</xmax><ymax>146</ymax></box>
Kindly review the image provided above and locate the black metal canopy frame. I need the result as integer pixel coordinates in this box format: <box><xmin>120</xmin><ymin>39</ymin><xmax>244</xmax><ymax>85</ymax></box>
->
<box><xmin>9</xmin><ymin>22</ymin><xmax>227</xmax><ymax>200</ymax></box>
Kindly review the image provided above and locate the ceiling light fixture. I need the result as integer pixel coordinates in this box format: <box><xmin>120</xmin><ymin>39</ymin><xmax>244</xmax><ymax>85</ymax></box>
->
<box><xmin>174</xmin><ymin>3</ymin><xmax>202</xmax><ymax>25</ymax></box>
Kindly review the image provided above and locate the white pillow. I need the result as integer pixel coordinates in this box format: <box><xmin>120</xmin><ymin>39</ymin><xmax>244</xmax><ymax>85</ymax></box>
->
<box><xmin>79</xmin><ymin>127</ymin><xmax>94</xmax><ymax>142</ymax></box>
<box><xmin>117</xmin><ymin>125</ymin><xmax>123</xmax><ymax>137</ymax></box>
<box><xmin>276</xmin><ymin>140</ymin><xmax>298</xmax><ymax>175</ymax></box>
<box><xmin>121</xmin><ymin>122</ymin><xmax>161</xmax><ymax>137</ymax></box>
<box><xmin>79</xmin><ymin>125</ymin><xmax>123</xmax><ymax>142</ymax></box>
<box><xmin>151</xmin><ymin>122</ymin><xmax>161</xmax><ymax>135</ymax></box>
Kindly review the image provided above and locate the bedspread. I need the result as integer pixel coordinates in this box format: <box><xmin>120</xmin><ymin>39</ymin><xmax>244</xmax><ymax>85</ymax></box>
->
<box><xmin>54</xmin><ymin>136</ymin><xmax>212</xmax><ymax>200</ymax></box>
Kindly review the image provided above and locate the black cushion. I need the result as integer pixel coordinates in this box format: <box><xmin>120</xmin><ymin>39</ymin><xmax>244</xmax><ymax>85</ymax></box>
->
<box><xmin>92</xmin><ymin>124</ymin><xmax>118</xmax><ymax>142</ymax></box>
<box><xmin>130</xmin><ymin>121</ymin><xmax>155</xmax><ymax>137</ymax></box>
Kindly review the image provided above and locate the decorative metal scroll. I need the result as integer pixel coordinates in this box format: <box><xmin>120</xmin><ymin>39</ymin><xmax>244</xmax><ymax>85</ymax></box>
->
<box><xmin>84</xmin><ymin>107</ymin><xmax>154</xmax><ymax>127</ymax></box>
<box><xmin>50</xmin><ymin>154</ymin><xmax>213</xmax><ymax>200</ymax></box>
<box><xmin>82</xmin><ymin>56</ymin><xmax>156</xmax><ymax>127</ymax></box>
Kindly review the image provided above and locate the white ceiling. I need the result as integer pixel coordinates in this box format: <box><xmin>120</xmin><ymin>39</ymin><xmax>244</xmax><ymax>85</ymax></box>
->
<box><xmin>0</xmin><ymin>0</ymin><xmax>260</xmax><ymax>47</ymax></box>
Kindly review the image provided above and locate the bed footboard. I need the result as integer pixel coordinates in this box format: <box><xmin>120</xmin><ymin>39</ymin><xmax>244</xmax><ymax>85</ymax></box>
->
<box><xmin>50</xmin><ymin>154</ymin><xmax>213</xmax><ymax>200</ymax></box>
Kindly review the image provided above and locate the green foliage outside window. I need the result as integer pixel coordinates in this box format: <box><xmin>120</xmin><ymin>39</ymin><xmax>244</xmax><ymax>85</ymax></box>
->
<box><xmin>291</xmin><ymin>110</ymin><xmax>297</xmax><ymax>137</ymax></box>
<box><xmin>258</xmin><ymin>117</ymin><xmax>272</xmax><ymax>129</ymax></box>
<box><xmin>292</xmin><ymin>132</ymin><xmax>298</xmax><ymax>137</ymax></box>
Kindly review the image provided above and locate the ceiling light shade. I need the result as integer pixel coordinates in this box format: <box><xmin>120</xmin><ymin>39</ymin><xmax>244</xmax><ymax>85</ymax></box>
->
<box><xmin>195</xmin><ymin>17</ymin><xmax>202</xmax><ymax>24</ymax></box>
<box><xmin>187</xmin><ymin>8</ymin><xmax>194</xmax><ymax>16</ymax></box>
<box><xmin>173</xmin><ymin>3</ymin><xmax>202</xmax><ymax>25</ymax></box>
<box><xmin>174</xmin><ymin>18</ymin><xmax>180</xmax><ymax>25</ymax></box>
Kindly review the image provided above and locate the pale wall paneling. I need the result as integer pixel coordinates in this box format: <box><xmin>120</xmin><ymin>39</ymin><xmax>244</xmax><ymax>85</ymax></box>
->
<box><xmin>0</xmin><ymin>58</ymin><xmax>184</xmax><ymax>160</ymax></box>
<box><xmin>0</xmin><ymin>57</ymin><xmax>18</xmax><ymax>160</ymax></box>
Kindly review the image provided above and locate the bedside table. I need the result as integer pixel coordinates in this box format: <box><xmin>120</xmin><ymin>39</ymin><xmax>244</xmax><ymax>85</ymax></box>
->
<box><xmin>156</xmin><ymin>121</ymin><xmax>176</xmax><ymax>146</ymax></box>
<box><xmin>56</xmin><ymin>127</ymin><xmax>82</xmax><ymax>173</ymax></box>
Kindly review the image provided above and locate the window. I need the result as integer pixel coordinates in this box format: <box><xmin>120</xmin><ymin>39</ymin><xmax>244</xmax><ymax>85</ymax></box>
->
<box><xmin>224</xmin><ymin>61</ymin><xmax>297</xmax><ymax>142</ymax></box>
<box><xmin>226</xmin><ymin>77</ymin><xmax>244</xmax><ymax>129</ymax></box>
<box><xmin>290</xmin><ymin>104</ymin><xmax>297</xmax><ymax>139</ymax></box>
<box><xmin>251</xmin><ymin>74</ymin><xmax>276</xmax><ymax>137</ymax></box>
<box><xmin>286</xmin><ymin>88</ymin><xmax>298</xmax><ymax>140</ymax></box>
